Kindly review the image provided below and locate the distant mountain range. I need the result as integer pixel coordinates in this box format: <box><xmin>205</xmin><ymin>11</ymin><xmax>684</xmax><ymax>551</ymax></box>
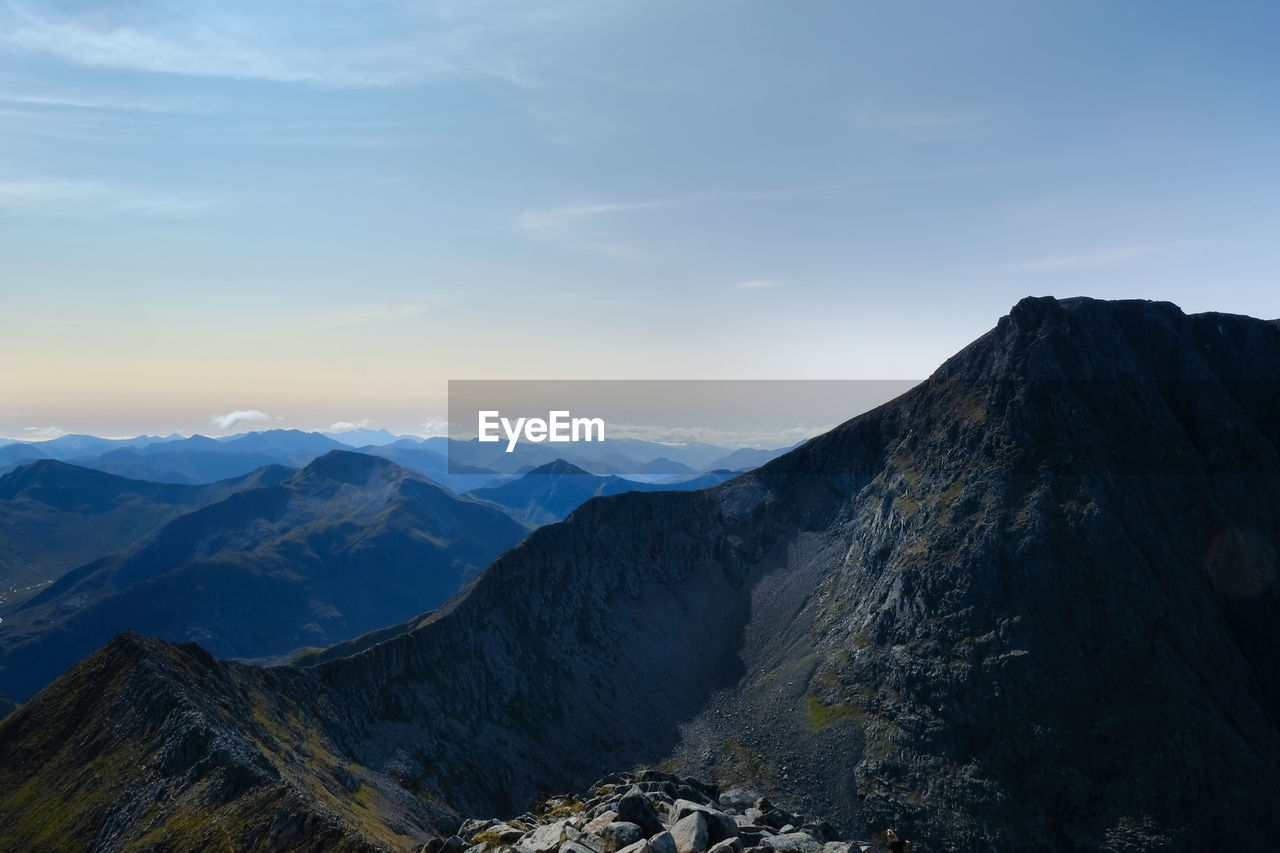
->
<box><xmin>3</xmin><ymin>297</ymin><xmax>1277</xmax><ymax>850</ymax></box>
<box><xmin>1</xmin><ymin>429</ymin><xmax>795</xmax><ymax>489</ymax></box>
<box><xmin>0</xmin><ymin>451</ymin><xmax>528</xmax><ymax>703</ymax></box>
<box><xmin>465</xmin><ymin>459</ymin><xmax>738</xmax><ymax>526</ymax></box>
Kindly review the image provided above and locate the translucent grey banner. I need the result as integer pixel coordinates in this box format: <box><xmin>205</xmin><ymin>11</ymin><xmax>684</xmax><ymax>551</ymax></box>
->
<box><xmin>446</xmin><ymin>379</ymin><xmax>920</xmax><ymax>476</ymax></box>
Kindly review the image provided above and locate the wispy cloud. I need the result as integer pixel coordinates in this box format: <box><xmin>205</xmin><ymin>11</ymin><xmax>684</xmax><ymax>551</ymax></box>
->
<box><xmin>211</xmin><ymin>409</ymin><xmax>269</xmax><ymax>430</ymax></box>
<box><xmin>0</xmin><ymin>176</ymin><xmax>229</xmax><ymax>219</ymax></box>
<box><xmin>994</xmin><ymin>243</ymin><xmax>1182</xmax><ymax>272</ymax></box>
<box><xmin>0</xmin><ymin>86</ymin><xmax>205</xmax><ymax>114</ymax></box>
<box><xmin>512</xmin><ymin>165</ymin><xmax>1030</xmax><ymax>259</ymax></box>
<box><xmin>0</xmin><ymin>1</ymin><xmax>609</xmax><ymax>89</ymax></box>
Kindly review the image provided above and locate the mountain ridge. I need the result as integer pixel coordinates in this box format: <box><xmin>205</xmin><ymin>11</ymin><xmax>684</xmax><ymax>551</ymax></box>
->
<box><xmin>2</xmin><ymin>297</ymin><xmax>1278</xmax><ymax>852</ymax></box>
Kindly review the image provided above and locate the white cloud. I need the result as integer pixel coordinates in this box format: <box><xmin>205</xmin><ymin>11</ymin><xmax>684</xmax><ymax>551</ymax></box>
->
<box><xmin>22</xmin><ymin>425</ymin><xmax>65</xmax><ymax>439</ymax></box>
<box><xmin>328</xmin><ymin>418</ymin><xmax>371</xmax><ymax>432</ymax></box>
<box><xmin>418</xmin><ymin>416</ymin><xmax>448</xmax><ymax>437</ymax></box>
<box><xmin>211</xmin><ymin>409</ymin><xmax>270</xmax><ymax>430</ymax></box>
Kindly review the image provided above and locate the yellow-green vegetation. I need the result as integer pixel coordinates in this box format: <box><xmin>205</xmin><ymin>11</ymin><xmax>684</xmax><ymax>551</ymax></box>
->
<box><xmin>243</xmin><ymin>690</ymin><xmax>412</xmax><ymax>848</ymax></box>
<box><xmin>804</xmin><ymin>695</ymin><xmax>861</xmax><ymax>731</ymax></box>
<box><xmin>545</xmin><ymin>796</ymin><xmax>585</xmax><ymax>818</ymax></box>
<box><xmin>714</xmin><ymin>738</ymin><xmax>777</xmax><ymax>789</ymax></box>
<box><xmin>0</xmin><ymin>746</ymin><xmax>149</xmax><ymax>850</ymax></box>
<box><xmin>0</xmin><ymin>648</ymin><xmax>154</xmax><ymax>851</ymax></box>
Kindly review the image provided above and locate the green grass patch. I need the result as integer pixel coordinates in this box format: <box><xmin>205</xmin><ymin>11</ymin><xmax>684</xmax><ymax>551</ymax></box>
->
<box><xmin>804</xmin><ymin>695</ymin><xmax>860</xmax><ymax>731</ymax></box>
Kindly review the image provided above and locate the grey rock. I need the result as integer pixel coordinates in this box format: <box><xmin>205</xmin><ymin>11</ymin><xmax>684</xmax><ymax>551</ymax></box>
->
<box><xmin>489</xmin><ymin>825</ymin><xmax>528</xmax><ymax>844</ymax></box>
<box><xmin>649</xmin><ymin>831</ymin><xmax>679</xmax><ymax>853</ymax></box>
<box><xmin>442</xmin><ymin>836</ymin><xmax>468</xmax><ymax>853</ymax></box>
<box><xmin>616</xmin><ymin>842</ymin><xmax>652</xmax><ymax>853</ymax></box>
<box><xmin>593</xmin><ymin>802</ymin><xmax>621</xmax><ymax>819</ymax></box>
<box><xmin>602</xmin><ymin>822</ymin><xmax>645</xmax><ymax>849</ymax></box>
<box><xmin>565</xmin><ymin>842</ymin><xmax>603</xmax><ymax>853</ymax></box>
<box><xmin>517</xmin><ymin>821</ymin><xmax>571</xmax><ymax>853</ymax></box>
<box><xmin>761</xmin><ymin>834</ymin><xmax>822</xmax><ymax>853</ymax></box>
<box><xmin>459</xmin><ymin>819</ymin><xmax>499</xmax><ymax>842</ymax></box>
<box><xmin>586</xmin><ymin>811</ymin><xmax>618</xmax><ymax>835</ymax></box>
<box><xmin>670</xmin><ymin>813</ymin><xmax>709</xmax><ymax>853</ymax></box>
<box><xmin>718</xmin><ymin>789</ymin><xmax>755</xmax><ymax>812</ymax></box>
<box><xmin>670</xmin><ymin>801</ymin><xmax>738</xmax><ymax>844</ymax></box>
<box><xmin>799</xmin><ymin>825</ymin><xmax>833</xmax><ymax>844</ymax></box>
<box><xmin>617</xmin><ymin>789</ymin><xmax>665</xmax><ymax>838</ymax></box>
<box><xmin>708</xmin><ymin>840</ymin><xmax>744</xmax><ymax>853</ymax></box>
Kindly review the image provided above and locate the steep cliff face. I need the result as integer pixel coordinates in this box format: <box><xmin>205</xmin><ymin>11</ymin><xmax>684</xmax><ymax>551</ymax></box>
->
<box><xmin>2</xmin><ymin>297</ymin><xmax>1278</xmax><ymax>852</ymax></box>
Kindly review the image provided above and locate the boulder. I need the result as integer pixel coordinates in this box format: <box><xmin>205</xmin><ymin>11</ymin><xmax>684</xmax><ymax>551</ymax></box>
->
<box><xmin>517</xmin><ymin>820</ymin><xmax>572</xmax><ymax>853</ymax></box>
<box><xmin>617</xmin><ymin>789</ymin><xmax>665</xmax><ymax>838</ymax></box>
<box><xmin>671</xmin><ymin>800</ymin><xmax>739</xmax><ymax>844</ymax></box>
<box><xmin>761</xmin><ymin>833</ymin><xmax>823</xmax><ymax>853</ymax></box>
<box><xmin>670</xmin><ymin>813</ymin><xmax>709</xmax><ymax>853</ymax></box>
<box><xmin>601</xmin><ymin>822</ymin><xmax>645</xmax><ymax>849</ymax></box>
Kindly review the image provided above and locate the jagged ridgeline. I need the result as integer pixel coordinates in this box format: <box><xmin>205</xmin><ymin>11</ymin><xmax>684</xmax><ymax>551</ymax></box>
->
<box><xmin>1</xmin><ymin>297</ymin><xmax>1278</xmax><ymax>852</ymax></box>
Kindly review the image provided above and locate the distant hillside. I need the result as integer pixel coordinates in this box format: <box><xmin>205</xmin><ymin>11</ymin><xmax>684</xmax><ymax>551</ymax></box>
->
<box><xmin>0</xmin><ymin>460</ymin><xmax>286</xmax><ymax>608</ymax></box>
<box><xmin>0</xmin><ymin>451</ymin><xmax>528</xmax><ymax>702</ymax></box>
<box><xmin>464</xmin><ymin>459</ymin><xmax>738</xmax><ymax>526</ymax></box>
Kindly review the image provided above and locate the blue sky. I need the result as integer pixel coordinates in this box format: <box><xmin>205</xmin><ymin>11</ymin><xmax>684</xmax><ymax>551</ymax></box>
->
<box><xmin>1</xmin><ymin>0</ymin><xmax>1277</xmax><ymax>438</ymax></box>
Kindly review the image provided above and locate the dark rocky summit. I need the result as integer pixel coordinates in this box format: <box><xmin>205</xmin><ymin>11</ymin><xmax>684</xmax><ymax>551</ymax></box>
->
<box><xmin>1</xmin><ymin>297</ymin><xmax>1278</xmax><ymax>851</ymax></box>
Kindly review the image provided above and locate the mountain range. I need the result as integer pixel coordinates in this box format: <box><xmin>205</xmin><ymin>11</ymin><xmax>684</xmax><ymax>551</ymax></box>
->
<box><xmin>463</xmin><ymin>459</ymin><xmax>738</xmax><ymax>526</ymax></box>
<box><xmin>1</xmin><ymin>430</ymin><xmax>794</xmax><ymax>489</ymax></box>
<box><xmin>1</xmin><ymin>297</ymin><xmax>1277</xmax><ymax>852</ymax></box>
<box><xmin>0</xmin><ymin>451</ymin><xmax>528</xmax><ymax>704</ymax></box>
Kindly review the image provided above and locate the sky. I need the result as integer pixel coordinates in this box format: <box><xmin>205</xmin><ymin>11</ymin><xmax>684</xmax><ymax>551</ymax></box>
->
<box><xmin>1</xmin><ymin>0</ymin><xmax>1278</xmax><ymax>439</ymax></box>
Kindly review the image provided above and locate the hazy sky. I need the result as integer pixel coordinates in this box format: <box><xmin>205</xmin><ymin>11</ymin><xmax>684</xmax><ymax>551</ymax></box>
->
<box><xmin>1</xmin><ymin>1</ymin><xmax>1277</xmax><ymax>439</ymax></box>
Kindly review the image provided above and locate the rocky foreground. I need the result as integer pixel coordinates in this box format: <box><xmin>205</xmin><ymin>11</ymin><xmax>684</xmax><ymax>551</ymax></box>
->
<box><xmin>426</xmin><ymin>770</ymin><xmax>878</xmax><ymax>853</ymax></box>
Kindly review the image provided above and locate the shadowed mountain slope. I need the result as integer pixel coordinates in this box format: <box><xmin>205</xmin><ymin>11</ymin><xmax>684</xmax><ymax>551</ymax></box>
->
<box><xmin>0</xmin><ymin>461</ymin><xmax>292</xmax><ymax>608</ymax></box>
<box><xmin>0</xmin><ymin>451</ymin><xmax>528</xmax><ymax>702</ymax></box>
<box><xmin>2</xmin><ymin>298</ymin><xmax>1278</xmax><ymax>852</ymax></box>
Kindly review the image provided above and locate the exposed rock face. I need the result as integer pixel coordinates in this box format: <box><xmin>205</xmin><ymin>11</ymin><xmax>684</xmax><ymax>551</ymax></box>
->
<box><xmin>1</xmin><ymin>297</ymin><xmax>1278</xmax><ymax>851</ymax></box>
